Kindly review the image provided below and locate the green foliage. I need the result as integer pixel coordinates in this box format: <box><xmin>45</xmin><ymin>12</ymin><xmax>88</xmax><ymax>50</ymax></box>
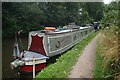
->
<box><xmin>2</xmin><ymin>2</ymin><xmax>47</xmax><ymax>37</ymax></box>
<box><xmin>36</xmin><ymin>32</ymin><xmax>97</xmax><ymax>78</ymax></box>
<box><xmin>93</xmin><ymin>42</ymin><xmax>104</xmax><ymax>78</ymax></box>
<box><xmin>118</xmin><ymin>2</ymin><xmax>120</xmax><ymax>33</ymax></box>
<box><xmin>84</xmin><ymin>2</ymin><xmax>104</xmax><ymax>21</ymax></box>
<box><xmin>3</xmin><ymin>2</ymin><xmax>104</xmax><ymax>37</ymax></box>
<box><xmin>79</xmin><ymin>11</ymin><xmax>92</xmax><ymax>24</ymax></box>
<box><xmin>101</xmin><ymin>10</ymin><xmax>118</xmax><ymax>27</ymax></box>
<box><xmin>100</xmin><ymin>2</ymin><xmax>118</xmax><ymax>28</ymax></box>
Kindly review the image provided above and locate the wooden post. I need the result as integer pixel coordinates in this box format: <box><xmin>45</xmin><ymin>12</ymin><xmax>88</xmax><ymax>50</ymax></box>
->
<box><xmin>33</xmin><ymin>57</ymin><xmax>35</xmax><ymax>78</ymax></box>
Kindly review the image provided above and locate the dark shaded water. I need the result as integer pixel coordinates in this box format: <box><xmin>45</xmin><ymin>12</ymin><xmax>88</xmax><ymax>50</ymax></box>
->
<box><xmin>2</xmin><ymin>37</ymin><xmax>30</xmax><ymax>79</ymax></box>
<box><xmin>2</xmin><ymin>36</ymin><xmax>67</xmax><ymax>79</ymax></box>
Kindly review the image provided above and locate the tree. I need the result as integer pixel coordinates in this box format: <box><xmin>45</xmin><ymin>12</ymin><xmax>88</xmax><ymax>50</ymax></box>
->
<box><xmin>2</xmin><ymin>2</ymin><xmax>105</xmax><ymax>37</ymax></box>
<box><xmin>101</xmin><ymin>2</ymin><xmax>118</xmax><ymax>27</ymax></box>
<box><xmin>83</xmin><ymin>2</ymin><xmax>104</xmax><ymax>21</ymax></box>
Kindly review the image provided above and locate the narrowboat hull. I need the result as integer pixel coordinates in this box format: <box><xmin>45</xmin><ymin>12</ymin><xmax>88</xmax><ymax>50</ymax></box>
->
<box><xmin>28</xmin><ymin>26</ymin><xmax>94</xmax><ymax>57</ymax></box>
<box><xmin>19</xmin><ymin>63</ymin><xmax>46</xmax><ymax>75</ymax></box>
<box><xmin>10</xmin><ymin>25</ymin><xmax>94</xmax><ymax>74</ymax></box>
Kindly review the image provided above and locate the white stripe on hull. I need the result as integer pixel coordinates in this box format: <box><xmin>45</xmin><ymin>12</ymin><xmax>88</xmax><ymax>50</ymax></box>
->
<box><xmin>24</xmin><ymin>59</ymin><xmax>46</xmax><ymax>65</ymax></box>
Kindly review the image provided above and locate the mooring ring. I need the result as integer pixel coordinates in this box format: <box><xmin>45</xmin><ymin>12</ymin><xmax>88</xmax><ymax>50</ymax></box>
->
<box><xmin>55</xmin><ymin>41</ymin><xmax>60</xmax><ymax>48</ymax></box>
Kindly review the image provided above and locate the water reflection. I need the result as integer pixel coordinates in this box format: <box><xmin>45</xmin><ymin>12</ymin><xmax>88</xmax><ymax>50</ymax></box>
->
<box><xmin>2</xmin><ymin>36</ymin><xmax>62</xmax><ymax>79</ymax></box>
<box><xmin>2</xmin><ymin>37</ymin><xmax>28</xmax><ymax>79</ymax></box>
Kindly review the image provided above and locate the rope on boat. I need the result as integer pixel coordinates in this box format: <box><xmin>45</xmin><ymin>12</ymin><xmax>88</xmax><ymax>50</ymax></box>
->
<box><xmin>18</xmin><ymin>30</ymin><xmax>24</xmax><ymax>52</ymax></box>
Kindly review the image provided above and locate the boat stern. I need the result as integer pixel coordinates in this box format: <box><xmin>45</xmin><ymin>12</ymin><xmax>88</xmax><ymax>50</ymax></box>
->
<box><xmin>10</xmin><ymin>51</ymin><xmax>49</xmax><ymax>74</ymax></box>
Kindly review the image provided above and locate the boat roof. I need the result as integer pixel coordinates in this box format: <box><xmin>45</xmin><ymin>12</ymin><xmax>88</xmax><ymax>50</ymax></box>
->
<box><xmin>29</xmin><ymin>26</ymin><xmax>92</xmax><ymax>35</ymax></box>
<box><xmin>21</xmin><ymin>51</ymin><xmax>49</xmax><ymax>61</ymax></box>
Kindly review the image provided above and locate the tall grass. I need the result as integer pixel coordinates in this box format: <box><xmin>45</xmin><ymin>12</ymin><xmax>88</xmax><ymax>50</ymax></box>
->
<box><xmin>94</xmin><ymin>26</ymin><xmax>119</xmax><ymax>79</ymax></box>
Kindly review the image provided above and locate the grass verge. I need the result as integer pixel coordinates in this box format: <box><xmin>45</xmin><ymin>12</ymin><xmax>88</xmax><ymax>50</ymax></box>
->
<box><xmin>36</xmin><ymin>32</ymin><xmax>97</xmax><ymax>78</ymax></box>
<box><xmin>93</xmin><ymin>26</ymin><xmax>119</xmax><ymax>79</ymax></box>
<box><xmin>93</xmin><ymin>37</ymin><xmax>104</xmax><ymax>78</ymax></box>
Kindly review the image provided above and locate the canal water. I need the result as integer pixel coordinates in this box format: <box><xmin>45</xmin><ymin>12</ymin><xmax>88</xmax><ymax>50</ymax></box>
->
<box><xmin>2</xmin><ymin>36</ymin><xmax>63</xmax><ymax>79</ymax></box>
<box><xmin>2</xmin><ymin>36</ymin><xmax>31</xmax><ymax>79</ymax></box>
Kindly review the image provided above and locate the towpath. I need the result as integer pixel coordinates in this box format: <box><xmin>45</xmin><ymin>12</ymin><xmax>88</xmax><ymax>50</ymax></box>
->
<box><xmin>69</xmin><ymin>34</ymin><xmax>98</xmax><ymax>78</ymax></box>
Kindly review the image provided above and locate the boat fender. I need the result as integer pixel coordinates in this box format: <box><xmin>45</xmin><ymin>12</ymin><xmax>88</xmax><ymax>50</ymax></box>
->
<box><xmin>55</xmin><ymin>41</ymin><xmax>60</xmax><ymax>48</ymax></box>
<box><xmin>10</xmin><ymin>59</ymin><xmax>25</xmax><ymax>69</ymax></box>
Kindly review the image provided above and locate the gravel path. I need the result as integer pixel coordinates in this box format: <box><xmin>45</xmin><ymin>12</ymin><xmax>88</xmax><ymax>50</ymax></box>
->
<box><xmin>69</xmin><ymin>35</ymin><xmax>98</xmax><ymax>78</ymax></box>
